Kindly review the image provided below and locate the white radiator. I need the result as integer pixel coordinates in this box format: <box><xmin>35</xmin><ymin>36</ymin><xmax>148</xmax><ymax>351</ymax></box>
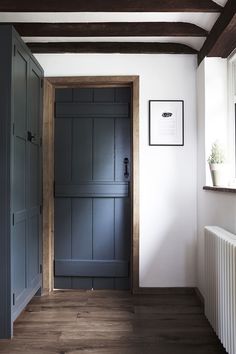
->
<box><xmin>205</xmin><ymin>226</ymin><xmax>236</xmax><ymax>354</ymax></box>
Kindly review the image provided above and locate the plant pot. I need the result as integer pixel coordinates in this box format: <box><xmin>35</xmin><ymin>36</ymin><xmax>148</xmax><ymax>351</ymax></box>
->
<box><xmin>209</xmin><ymin>163</ymin><xmax>226</xmax><ymax>186</ymax></box>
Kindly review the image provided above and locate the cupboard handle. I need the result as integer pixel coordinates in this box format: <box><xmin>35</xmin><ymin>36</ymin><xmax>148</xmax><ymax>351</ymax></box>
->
<box><xmin>27</xmin><ymin>131</ymin><xmax>36</xmax><ymax>142</ymax></box>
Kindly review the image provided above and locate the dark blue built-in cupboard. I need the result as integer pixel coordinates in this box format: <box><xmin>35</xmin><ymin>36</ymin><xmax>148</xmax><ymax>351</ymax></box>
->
<box><xmin>0</xmin><ymin>26</ymin><xmax>43</xmax><ymax>339</ymax></box>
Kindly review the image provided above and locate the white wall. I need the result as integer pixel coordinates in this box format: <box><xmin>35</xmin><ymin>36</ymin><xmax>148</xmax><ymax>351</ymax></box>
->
<box><xmin>36</xmin><ymin>53</ymin><xmax>198</xmax><ymax>287</ymax></box>
<box><xmin>205</xmin><ymin>59</ymin><xmax>228</xmax><ymax>184</ymax></box>
<box><xmin>197</xmin><ymin>58</ymin><xmax>236</xmax><ymax>295</ymax></box>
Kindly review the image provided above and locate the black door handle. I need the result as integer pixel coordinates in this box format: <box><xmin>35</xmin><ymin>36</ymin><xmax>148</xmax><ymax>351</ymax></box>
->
<box><xmin>27</xmin><ymin>131</ymin><xmax>36</xmax><ymax>142</ymax></box>
<box><xmin>124</xmin><ymin>158</ymin><xmax>129</xmax><ymax>178</ymax></box>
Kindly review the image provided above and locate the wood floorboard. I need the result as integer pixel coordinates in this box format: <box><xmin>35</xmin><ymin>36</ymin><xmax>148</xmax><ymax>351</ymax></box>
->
<box><xmin>0</xmin><ymin>290</ymin><xmax>227</xmax><ymax>354</ymax></box>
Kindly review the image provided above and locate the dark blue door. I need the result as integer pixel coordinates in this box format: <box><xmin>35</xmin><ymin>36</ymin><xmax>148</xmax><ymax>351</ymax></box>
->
<box><xmin>54</xmin><ymin>87</ymin><xmax>131</xmax><ymax>290</ymax></box>
<box><xmin>12</xmin><ymin>39</ymin><xmax>42</xmax><ymax>320</ymax></box>
<box><xmin>27</xmin><ymin>59</ymin><xmax>42</xmax><ymax>291</ymax></box>
<box><xmin>12</xmin><ymin>40</ymin><xmax>29</xmax><ymax>315</ymax></box>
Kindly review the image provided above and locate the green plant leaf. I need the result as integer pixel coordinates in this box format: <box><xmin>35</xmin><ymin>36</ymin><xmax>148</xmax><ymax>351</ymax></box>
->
<box><xmin>207</xmin><ymin>140</ymin><xmax>225</xmax><ymax>164</ymax></box>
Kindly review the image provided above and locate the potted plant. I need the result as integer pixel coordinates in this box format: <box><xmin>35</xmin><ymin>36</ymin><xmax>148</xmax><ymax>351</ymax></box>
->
<box><xmin>208</xmin><ymin>141</ymin><xmax>226</xmax><ymax>186</ymax></box>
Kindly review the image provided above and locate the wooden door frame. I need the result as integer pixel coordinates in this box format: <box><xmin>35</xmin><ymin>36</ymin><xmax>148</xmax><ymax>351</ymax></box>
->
<box><xmin>42</xmin><ymin>76</ymin><xmax>139</xmax><ymax>294</ymax></box>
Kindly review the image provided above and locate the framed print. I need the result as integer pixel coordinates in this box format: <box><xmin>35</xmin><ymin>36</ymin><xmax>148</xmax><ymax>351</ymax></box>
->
<box><xmin>149</xmin><ymin>100</ymin><xmax>184</xmax><ymax>146</ymax></box>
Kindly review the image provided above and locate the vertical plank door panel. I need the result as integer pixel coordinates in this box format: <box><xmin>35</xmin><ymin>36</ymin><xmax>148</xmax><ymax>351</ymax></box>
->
<box><xmin>93</xmin><ymin>278</ymin><xmax>115</xmax><ymax>289</ymax></box>
<box><xmin>54</xmin><ymin>87</ymin><xmax>131</xmax><ymax>290</ymax></box>
<box><xmin>54</xmin><ymin>119</ymin><xmax>72</xmax><ymax>184</ymax></box>
<box><xmin>93</xmin><ymin>198</ymin><xmax>115</xmax><ymax>260</ymax></box>
<box><xmin>54</xmin><ymin>198</ymin><xmax>72</xmax><ymax>259</ymax></box>
<box><xmin>55</xmin><ymin>88</ymin><xmax>73</xmax><ymax>103</ymax></box>
<box><xmin>73</xmin><ymin>88</ymin><xmax>93</xmax><ymax>102</ymax></box>
<box><xmin>72</xmin><ymin>198</ymin><xmax>93</xmax><ymax>259</ymax></box>
<box><xmin>115</xmin><ymin>198</ymin><xmax>131</xmax><ymax>260</ymax></box>
<box><xmin>94</xmin><ymin>88</ymin><xmax>115</xmax><ymax>102</ymax></box>
<box><xmin>54</xmin><ymin>198</ymin><xmax>72</xmax><ymax>289</ymax></box>
<box><xmin>114</xmin><ymin>198</ymin><xmax>131</xmax><ymax>290</ymax></box>
<box><xmin>115</xmin><ymin>87</ymin><xmax>131</xmax><ymax>103</ymax></box>
<box><xmin>115</xmin><ymin>118</ymin><xmax>131</xmax><ymax>182</ymax></box>
<box><xmin>93</xmin><ymin>118</ymin><xmax>115</xmax><ymax>181</ymax></box>
<box><xmin>72</xmin><ymin>119</ymin><xmax>93</xmax><ymax>182</ymax></box>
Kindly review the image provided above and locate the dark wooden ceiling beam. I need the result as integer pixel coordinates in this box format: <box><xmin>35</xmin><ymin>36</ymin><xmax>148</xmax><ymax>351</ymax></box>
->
<box><xmin>0</xmin><ymin>0</ymin><xmax>222</xmax><ymax>12</ymax></box>
<box><xmin>13</xmin><ymin>22</ymin><xmax>208</xmax><ymax>37</ymax></box>
<box><xmin>27</xmin><ymin>42</ymin><xmax>198</xmax><ymax>54</ymax></box>
<box><xmin>198</xmin><ymin>0</ymin><xmax>236</xmax><ymax>63</ymax></box>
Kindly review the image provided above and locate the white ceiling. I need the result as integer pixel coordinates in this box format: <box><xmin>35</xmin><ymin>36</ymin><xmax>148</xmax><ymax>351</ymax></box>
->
<box><xmin>0</xmin><ymin>0</ymin><xmax>228</xmax><ymax>52</ymax></box>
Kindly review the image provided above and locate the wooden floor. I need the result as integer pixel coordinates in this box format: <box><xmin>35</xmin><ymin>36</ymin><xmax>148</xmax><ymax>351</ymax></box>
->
<box><xmin>0</xmin><ymin>290</ymin><xmax>227</xmax><ymax>354</ymax></box>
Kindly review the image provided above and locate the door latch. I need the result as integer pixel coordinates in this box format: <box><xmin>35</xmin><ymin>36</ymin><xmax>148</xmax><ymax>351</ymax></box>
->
<box><xmin>124</xmin><ymin>158</ymin><xmax>129</xmax><ymax>178</ymax></box>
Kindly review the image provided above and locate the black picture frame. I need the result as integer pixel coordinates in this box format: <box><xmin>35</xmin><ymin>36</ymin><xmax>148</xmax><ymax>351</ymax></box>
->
<box><xmin>149</xmin><ymin>100</ymin><xmax>184</xmax><ymax>146</ymax></box>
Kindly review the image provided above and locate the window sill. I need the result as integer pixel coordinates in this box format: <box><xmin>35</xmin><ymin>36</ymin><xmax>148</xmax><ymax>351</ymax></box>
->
<box><xmin>203</xmin><ymin>186</ymin><xmax>236</xmax><ymax>194</ymax></box>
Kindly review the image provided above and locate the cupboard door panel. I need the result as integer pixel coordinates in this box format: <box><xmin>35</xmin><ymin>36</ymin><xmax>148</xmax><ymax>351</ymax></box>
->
<box><xmin>28</xmin><ymin>143</ymin><xmax>40</xmax><ymax>208</ymax></box>
<box><xmin>12</xmin><ymin>41</ymin><xmax>29</xmax><ymax>316</ymax></box>
<box><xmin>0</xmin><ymin>26</ymin><xmax>43</xmax><ymax>339</ymax></box>
<box><xmin>12</xmin><ymin>220</ymin><xmax>27</xmax><ymax>302</ymax></box>
<box><xmin>13</xmin><ymin>138</ymin><xmax>26</xmax><ymax>213</ymax></box>
<box><xmin>28</xmin><ymin>64</ymin><xmax>41</xmax><ymax>138</ymax></box>
<box><xmin>12</xmin><ymin>39</ymin><xmax>43</xmax><ymax>322</ymax></box>
<box><xmin>13</xmin><ymin>45</ymin><xmax>28</xmax><ymax>138</ymax></box>
<box><xmin>27</xmin><ymin>59</ymin><xmax>42</xmax><ymax>290</ymax></box>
